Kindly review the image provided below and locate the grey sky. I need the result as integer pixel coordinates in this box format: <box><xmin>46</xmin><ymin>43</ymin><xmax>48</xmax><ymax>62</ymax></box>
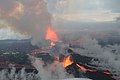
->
<box><xmin>48</xmin><ymin>0</ymin><xmax>120</xmax><ymax>22</ymax></box>
<box><xmin>0</xmin><ymin>0</ymin><xmax>120</xmax><ymax>40</ymax></box>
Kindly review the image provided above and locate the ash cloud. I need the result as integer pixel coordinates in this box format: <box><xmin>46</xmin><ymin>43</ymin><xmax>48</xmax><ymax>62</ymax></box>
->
<box><xmin>0</xmin><ymin>0</ymin><xmax>51</xmax><ymax>46</ymax></box>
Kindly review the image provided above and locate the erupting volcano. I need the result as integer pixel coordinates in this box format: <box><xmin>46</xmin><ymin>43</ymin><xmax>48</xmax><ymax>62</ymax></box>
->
<box><xmin>30</xmin><ymin>26</ymin><xmax>115</xmax><ymax>80</ymax></box>
<box><xmin>31</xmin><ymin>26</ymin><xmax>60</xmax><ymax>54</ymax></box>
<box><xmin>46</xmin><ymin>26</ymin><xmax>60</xmax><ymax>46</ymax></box>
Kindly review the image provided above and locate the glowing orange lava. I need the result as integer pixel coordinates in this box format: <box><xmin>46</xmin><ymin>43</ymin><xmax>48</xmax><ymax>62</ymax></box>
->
<box><xmin>46</xmin><ymin>26</ymin><xmax>59</xmax><ymax>46</ymax></box>
<box><xmin>76</xmin><ymin>64</ymin><xmax>87</xmax><ymax>72</ymax></box>
<box><xmin>76</xmin><ymin>64</ymin><xmax>96</xmax><ymax>72</ymax></box>
<box><xmin>63</xmin><ymin>56</ymin><xmax>73</xmax><ymax>68</ymax></box>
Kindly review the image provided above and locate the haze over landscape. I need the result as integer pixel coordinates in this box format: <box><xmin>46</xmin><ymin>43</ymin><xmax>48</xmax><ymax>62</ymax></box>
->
<box><xmin>0</xmin><ymin>0</ymin><xmax>120</xmax><ymax>40</ymax></box>
<box><xmin>0</xmin><ymin>0</ymin><xmax>120</xmax><ymax>80</ymax></box>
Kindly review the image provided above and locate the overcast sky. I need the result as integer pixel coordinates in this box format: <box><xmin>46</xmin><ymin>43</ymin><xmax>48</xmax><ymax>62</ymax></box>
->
<box><xmin>46</xmin><ymin>0</ymin><xmax>120</xmax><ymax>22</ymax></box>
<box><xmin>0</xmin><ymin>0</ymin><xmax>120</xmax><ymax>40</ymax></box>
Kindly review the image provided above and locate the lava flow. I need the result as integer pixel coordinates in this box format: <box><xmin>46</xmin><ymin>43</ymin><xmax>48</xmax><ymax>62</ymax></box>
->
<box><xmin>46</xmin><ymin>26</ymin><xmax>59</xmax><ymax>46</ymax></box>
<box><xmin>76</xmin><ymin>64</ymin><xmax>96</xmax><ymax>72</ymax></box>
<box><xmin>63</xmin><ymin>55</ymin><xmax>73</xmax><ymax>68</ymax></box>
<box><xmin>31</xmin><ymin>26</ymin><xmax>59</xmax><ymax>54</ymax></box>
<box><xmin>63</xmin><ymin>55</ymin><xmax>111</xmax><ymax>74</ymax></box>
<box><xmin>63</xmin><ymin>55</ymin><xmax>89</xmax><ymax>72</ymax></box>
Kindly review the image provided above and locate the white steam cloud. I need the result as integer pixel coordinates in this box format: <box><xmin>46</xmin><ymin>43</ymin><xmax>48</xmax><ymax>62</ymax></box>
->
<box><xmin>64</xmin><ymin>35</ymin><xmax>120</xmax><ymax>79</ymax></box>
<box><xmin>29</xmin><ymin>55</ymin><xmax>74</xmax><ymax>80</ymax></box>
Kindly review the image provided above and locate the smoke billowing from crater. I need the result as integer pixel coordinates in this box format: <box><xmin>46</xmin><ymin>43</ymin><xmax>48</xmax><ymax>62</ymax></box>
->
<box><xmin>0</xmin><ymin>0</ymin><xmax>51</xmax><ymax>46</ymax></box>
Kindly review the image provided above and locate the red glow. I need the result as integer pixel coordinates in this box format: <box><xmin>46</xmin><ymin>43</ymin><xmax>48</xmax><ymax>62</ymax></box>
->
<box><xmin>31</xmin><ymin>49</ymin><xmax>42</xmax><ymax>54</ymax></box>
<box><xmin>76</xmin><ymin>64</ymin><xmax>87</xmax><ymax>72</ymax></box>
<box><xmin>46</xmin><ymin>26</ymin><xmax>59</xmax><ymax>46</ymax></box>
<box><xmin>63</xmin><ymin>56</ymin><xmax>73</xmax><ymax>68</ymax></box>
<box><xmin>50</xmin><ymin>42</ymin><xmax>56</xmax><ymax>46</ymax></box>
<box><xmin>88</xmin><ymin>69</ymin><xmax>97</xmax><ymax>72</ymax></box>
<box><xmin>76</xmin><ymin>64</ymin><xmax>97</xmax><ymax>72</ymax></box>
<box><xmin>104</xmin><ymin>71</ymin><xmax>111</xmax><ymax>75</ymax></box>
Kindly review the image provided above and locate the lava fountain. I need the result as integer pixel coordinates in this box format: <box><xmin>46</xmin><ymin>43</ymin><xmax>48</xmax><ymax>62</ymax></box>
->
<box><xmin>31</xmin><ymin>26</ymin><xmax>60</xmax><ymax>54</ymax></box>
<box><xmin>46</xmin><ymin>26</ymin><xmax>60</xmax><ymax>46</ymax></box>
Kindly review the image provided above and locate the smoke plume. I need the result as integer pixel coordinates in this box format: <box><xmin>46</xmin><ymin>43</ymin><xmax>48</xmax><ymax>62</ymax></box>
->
<box><xmin>0</xmin><ymin>0</ymin><xmax>51</xmax><ymax>46</ymax></box>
